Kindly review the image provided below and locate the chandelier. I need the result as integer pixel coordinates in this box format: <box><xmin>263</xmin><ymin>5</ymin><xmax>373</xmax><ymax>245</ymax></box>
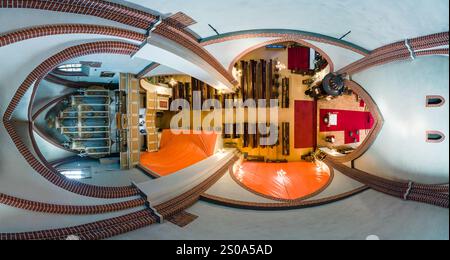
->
<box><xmin>169</xmin><ymin>78</ymin><xmax>178</xmax><ymax>87</ymax></box>
<box><xmin>275</xmin><ymin>60</ymin><xmax>287</xmax><ymax>70</ymax></box>
<box><xmin>232</xmin><ymin>67</ymin><xmax>243</xmax><ymax>80</ymax></box>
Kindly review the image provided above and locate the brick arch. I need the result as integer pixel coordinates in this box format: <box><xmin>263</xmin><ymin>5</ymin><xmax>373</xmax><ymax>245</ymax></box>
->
<box><xmin>153</xmin><ymin>25</ymin><xmax>238</xmax><ymax>86</ymax></box>
<box><xmin>324</xmin><ymin>156</ymin><xmax>449</xmax><ymax>208</ymax></box>
<box><xmin>0</xmin><ymin>193</ymin><xmax>146</xmax><ymax>215</ymax></box>
<box><xmin>339</xmin><ymin>32</ymin><xmax>449</xmax><ymax>75</ymax></box>
<box><xmin>0</xmin><ymin>0</ymin><xmax>158</xmax><ymax>30</ymax></box>
<box><xmin>0</xmin><ymin>2</ymin><xmax>237</xmax><ymax>87</ymax></box>
<box><xmin>200</xmin><ymin>30</ymin><xmax>370</xmax><ymax>57</ymax></box>
<box><xmin>0</xmin><ymin>24</ymin><xmax>146</xmax><ymax>48</ymax></box>
<box><xmin>227</xmin><ymin>37</ymin><xmax>335</xmax><ymax>74</ymax></box>
<box><xmin>0</xmin><ymin>209</ymin><xmax>156</xmax><ymax>240</ymax></box>
<box><xmin>3</xmin><ymin>41</ymin><xmax>141</xmax><ymax>199</ymax></box>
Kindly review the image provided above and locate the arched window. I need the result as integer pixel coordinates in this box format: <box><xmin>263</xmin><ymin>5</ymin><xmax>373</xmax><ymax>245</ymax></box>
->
<box><xmin>57</xmin><ymin>63</ymin><xmax>82</xmax><ymax>72</ymax></box>
<box><xmin>54</xmin><ymin>63</ymin><xmax>87</xmax><ymax>76</ymax></box>
<box><xmin>426</xmin><ymin>131</ymin><xmax>445</xmax><ymax>143</ymax></box>
<box><xmin>426</xmin><ymin>95</ymin><xmax>445</xmax><ymax>107</ymax></box>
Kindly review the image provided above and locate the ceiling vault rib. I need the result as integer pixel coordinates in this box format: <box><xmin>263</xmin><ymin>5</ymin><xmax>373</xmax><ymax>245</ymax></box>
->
<box><xmin>200</xmin><ymin>29</ymin><xmax>371</xmax><ymax>56</ymax></box>
<box><xmin>0</xmin><ymin>0</ymin><xmax>237</xmax><ymax>87</ymax></box>
<box><xmin>3</xmin><ymin>41</ymin><xmax>143</xmax><ymax>199</ymax></box>
<box><xmin>324</xmin><ymin>156</ymin><xmax>449</xmax><ymax>208</ymax></box>
<box><xmin>136</xmin><ymin>62</ymin><xmax>160</xmax><ymax>79</ymax></box>
<box><xmin>339</xmin><ymin>32</ymin><xmax>449</xmax><ymax>75</ymax></box>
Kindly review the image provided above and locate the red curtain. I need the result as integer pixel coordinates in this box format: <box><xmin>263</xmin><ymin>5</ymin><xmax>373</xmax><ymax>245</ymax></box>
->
<box><xmin>288</xmin><ymin>46</ymin><xmax>310</xmax><ymax>71</ymax></box>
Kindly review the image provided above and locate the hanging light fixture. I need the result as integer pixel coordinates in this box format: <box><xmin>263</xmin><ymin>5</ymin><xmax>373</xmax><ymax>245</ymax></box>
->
<box><xmin>232</xmin><ymin>67</ymin><xmax>243</xmax><ymax>81</ymax></box>
<box><xmin>275</xmin><ymin>60</ymin><xmax>287</xmax><ymax>71</ymax></box>
<box><xmin>169</xmin><ymin>78</ymin><xmax>178</xmax><ymax>87</ymax></box>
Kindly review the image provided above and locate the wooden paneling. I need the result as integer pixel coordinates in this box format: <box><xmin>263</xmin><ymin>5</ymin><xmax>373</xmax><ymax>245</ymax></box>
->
<box><xmin>146</xmin><ymin>90</ymin><xmax>159</xmax><ymax>152</ymax></box>
<box><xmin>282</xmin><ymin>122</ymin><xmax>290</xmax><ymax>155</ymax></box>
<box><xmin>120</xmin><ymin>73</ymin><xmax>141</xmax><ymax>169</ymax></box>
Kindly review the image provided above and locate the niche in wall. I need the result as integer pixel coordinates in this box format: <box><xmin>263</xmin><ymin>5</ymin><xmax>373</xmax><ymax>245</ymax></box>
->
<box><xmin>426</xmin><ymin>95</ymin><xmax>445</xmax><ymax>107</ymax></box>
<box><xmin>426</xmin><ymin>131</ymin><xmax>446</xmax><ymax>143</ymax></box>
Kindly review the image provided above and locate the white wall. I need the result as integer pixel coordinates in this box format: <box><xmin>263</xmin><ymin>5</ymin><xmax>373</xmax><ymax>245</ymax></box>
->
<box><xmin>33</xmin><ymin>131</ymin><xmax>76</xmax><ymax>162</ymax></box>
<box><xmin>353</xmin><ymin>56</ymin><xmax>449</xmax><ymax>184</ymax></box>
<box><xmin>125</xmin><ymin>0</ymin><xmax>449</xmax><ymax>50</ymax></box>
<box><xmin>145</xmin><ymin>64</ymin><xmax>183</xmax><ymax>77</ymax></box>
<box><xmin>204</xmin><ymin>37</ymin><xmax>278</xmax><ymax>68</ymax></box>
<box><xmin>32</xmin><ymin>79</ymin><xmax>74</xmax><ymax>115</ymax></box>
<box><xmin>134</xmin><ymin>34</ymin><xmax>235</xmax><ymax>91</ymax></box>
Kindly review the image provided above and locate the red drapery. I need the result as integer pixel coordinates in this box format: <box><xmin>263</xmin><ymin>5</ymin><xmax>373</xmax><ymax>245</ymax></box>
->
<box><xmin>288</xmin><ymin>46</ymin><xmax>310</xmax><ymax>71</ymax></box>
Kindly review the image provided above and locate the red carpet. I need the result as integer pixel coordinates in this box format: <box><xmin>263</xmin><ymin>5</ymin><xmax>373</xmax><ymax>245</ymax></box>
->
<box><xmin>345</xmin><ymin>130</ymin><xmax>360</xmax><ymax>144</ymax></box>
<box><xmin>140</xmin><ymin>130</ymin><xmax>217</xmax><ymax>176</ymax></box>
<box><xmin>319</xmin><ymin>109</ymin><xmax>374</xmax><ymax>144</ymax></box>
<box><xmin>232</xmin><ymin>162</ymin><xmax>331</xmax><ymax>200</ymax></box>
<box><xmin>294</xmin><ymin>101</ymin><xmax>317</xmax><ymax>148</ymax></box>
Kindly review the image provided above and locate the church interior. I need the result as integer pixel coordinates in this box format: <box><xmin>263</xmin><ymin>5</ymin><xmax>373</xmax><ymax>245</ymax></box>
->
<box><xmin>0</xmin><ymin>0</ymin><xmax>448</xmax><ymax>240</ymax></box>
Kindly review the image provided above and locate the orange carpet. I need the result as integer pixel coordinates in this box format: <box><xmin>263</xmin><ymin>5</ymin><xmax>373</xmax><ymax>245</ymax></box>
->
<box><xmin>232</xmin><ymin>162</ymin><xmax>331</xmax><ymax>200</ymax></box>
<box><xmin>140</xmin><ymin>130</ymin><xmax>217</xmax><ymax>176</ymax></box>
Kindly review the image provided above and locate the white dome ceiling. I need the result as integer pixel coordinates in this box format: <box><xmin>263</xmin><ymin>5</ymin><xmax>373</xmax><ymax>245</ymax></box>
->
<box><xmin>122</xmin><ymin>0</ymin><xmax>449</xmax><ymax>49</ymax></box>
